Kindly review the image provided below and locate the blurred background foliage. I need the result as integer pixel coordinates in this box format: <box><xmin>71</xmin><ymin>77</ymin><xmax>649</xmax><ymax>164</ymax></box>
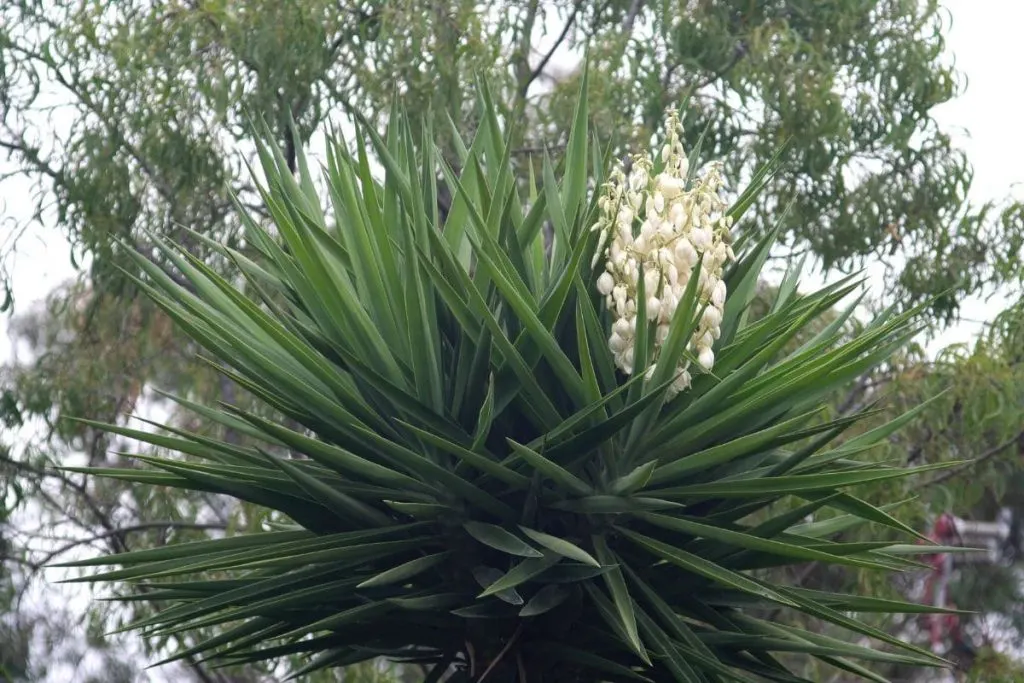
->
<box><xmin>1</xmin><ymin>0</ymin><xmax>1023</xmax><ymax>681</ymax></box>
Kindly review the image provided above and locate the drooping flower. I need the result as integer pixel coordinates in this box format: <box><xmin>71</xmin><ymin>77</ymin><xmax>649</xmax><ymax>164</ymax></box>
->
<box><xmin>591</xmin><ymin>108</ymin><xmax>733</xmax><ymax>396</ymax></box>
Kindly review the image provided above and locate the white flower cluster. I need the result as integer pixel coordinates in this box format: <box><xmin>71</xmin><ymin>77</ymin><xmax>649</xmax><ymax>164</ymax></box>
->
<box><xmin>592</xmin><ymin>109</ymin><xmax>735</xmax><ymax>396</ymax></box>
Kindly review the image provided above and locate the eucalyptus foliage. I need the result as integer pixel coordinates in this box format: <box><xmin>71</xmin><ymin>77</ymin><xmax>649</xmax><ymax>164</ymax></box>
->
<box><xmin>61</xmin><ymin>78</ymin><xmax>955</xmax><ymax>682</ymax></box>
<box><xmin>2</xmin><ymin>0</ymin><xmax>1018</xmax><ymax>319</ymax></box>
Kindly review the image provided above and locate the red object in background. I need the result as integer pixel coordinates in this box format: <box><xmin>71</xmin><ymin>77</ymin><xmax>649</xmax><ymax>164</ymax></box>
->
<box><xmin>916</xmin><ymin>510</ymin><xmax>1012</xmax><ymax>654</ymax></box>
<box><xmin>921</xmin><ymin>513</ymin><xmax>961</xmax><ymax>653</ymax></box>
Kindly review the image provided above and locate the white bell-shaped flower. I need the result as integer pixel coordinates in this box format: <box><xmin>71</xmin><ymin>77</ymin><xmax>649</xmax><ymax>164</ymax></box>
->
<box><xmin>593</xmin><ymin>106</ymin><xmax>734</xmax><ymax>389</ymax></box>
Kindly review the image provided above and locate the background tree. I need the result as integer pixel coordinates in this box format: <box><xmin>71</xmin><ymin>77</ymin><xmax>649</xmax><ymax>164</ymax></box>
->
<box><xmin>749</xmin><ymin>297</ymin><xmax>1024</xmax><ymax>681</ymax></box>
<box><xmin>2</xmin><ymin>0</ymin><xmax>1023</xmax><ymax>680</ymax></box>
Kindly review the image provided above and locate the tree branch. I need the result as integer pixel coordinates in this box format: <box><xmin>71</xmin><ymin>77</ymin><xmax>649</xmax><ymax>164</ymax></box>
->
<box><xmin>525</xmin><ymin>2</ymin><xmax>583</xmax><ymax>91</ymax></box>
<box><xmin>512</xmin><ymin>0</ymin><xmax>542</xmax><ymax>106</ymax></box>
<box><xmin>925</xmin><ymin>430</ymin><xmax>1024</xmax><ymax>487</ymax></box>
<box><xmin>836</xmin><ymin>375</ymin><xmax>873</xmax><ymax>416</ymax></box>
<box><xmin>477</xmin><ymin>624</ymin><xmax>524</xmax><ymax>683</ymax></box>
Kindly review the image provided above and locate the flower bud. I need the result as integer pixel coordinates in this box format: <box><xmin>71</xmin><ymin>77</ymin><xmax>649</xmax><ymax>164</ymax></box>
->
<box><xmin>667</xmin><ymin>263</ymin><xmax>679</xmax><ymax>287</ymax></box>
<box><xmin>698</xmin><ymin>346</ymin><xmax>715</xmax><ymax>371</ymax></box>
<box><xmin>622</xmin><ymin>346</ymin><xmax>635</xmax><ymax>374</ymax></box>
<box><xmin>691</xmin><ymin>227</ymin><xmax>712</xmax><ymax>251</ymax></box>
<box><xmin>644</xmin><ymin>269</ymin><xmax>661</xmax><ymax>294</ymax></box>
<box><xmin>640</xmin><ymin>219</ymin><xmax>656</xmax><ymax>240</ymax></box>
<box><xmin>669</xmin><ymin>201</ymin><xmax>686</xmax><ymax>228</ymax></box>
<box><xmin>613</xmin><ymin>317</ymin><xmax>633</xmax><ymax>339</ymax></box>
<box><xmin>678</xmin><ymin>156</ymin><xmax>690</xmax><ymax>178</ymax></box>
<box><xmin>646</xmin><ymin>296</ymin><xmax>661</xmax><ymax>321</ymax></box>
<box><xmin>613</xmin><ymin>285</ymin><xmax>627</xmax><ymax>312</ymax></box>
<box><xmin>713</xmin><ymin>241</ymin><xmax>728</xmax><ymax>265</ymax></box>
<box><xmin>608</xmin><ymin>332</ymin><xmax>628</xmax><ymax>353</ymax></box>
<box><xmin>712</xmin><ymin>279</ymin><xmax>727</xmax><ymax>308</ymax></box>
<box><xmin>629</xmin><ymin>167</ymin><xmax>648</xmax><ymax>192</ymax></box>
<box><xmin>656</xmin><ymin>173</ymin><xmax>685</xmax><ymax>199</ymax></box>
<box><xmin>702</xmin><ymin>305</ymin><xmax>722</xmax><ymax>329</ymax></box>
<box><xmin>617</xmin><ymin>206</ymin><xmax>634</xmax><ymax>228</ymax></box>
<box><xmin>653</xmin><ymin>192</ymin><xmax>666</xmax><ymax>214</ymax></box>
<box><xmin>674</xmin><ymin>238</ymin><xmax>698</xmax><ymax>267</ymax></box>
<box><xmin>596</xmin><ymin>271</ymin><xmax>615</xmax><ymax>296</ymax></box>
<box><xmin>671</xmin><ymin>369</ymin><xmax>692</xmax><ymax>393</ymax></box>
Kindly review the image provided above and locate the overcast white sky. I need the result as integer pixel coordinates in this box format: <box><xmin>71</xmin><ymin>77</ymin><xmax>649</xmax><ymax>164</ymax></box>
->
<box><xmin>926</xmin><ymin>0</ymin><xmax>1024</xmax><ymax>348</ymax></box>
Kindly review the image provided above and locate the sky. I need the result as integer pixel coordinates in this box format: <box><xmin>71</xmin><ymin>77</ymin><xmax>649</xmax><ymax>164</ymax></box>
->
<box><xmin>926</xmin><ymin>0</ymin><xmax>1024</xmax><ymax>347</ymax></box>
<box><xmin>1</xmin><ymin>2</ymin><xmax>1023</xmax><ymax>680</ymax></box>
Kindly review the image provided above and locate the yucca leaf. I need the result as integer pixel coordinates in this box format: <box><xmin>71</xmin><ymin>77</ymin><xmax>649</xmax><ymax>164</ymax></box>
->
<box><xmin>610</xmin><ymin>461</ymin><xmax>658</xmax><ymax>496</ymax></box>
<box><xmin>420</xmin><ymin>222</ymin><xmax>563</xmax><ymax>428</ymax></box>
<box><xmin>541</xmin><ymin>151</ymin><xmax>571</xmax><ymax>266</ymax></box>
<box><xmin>464</xmin><ymin>522</ymin><xmax>543</xmax><ymax>558</ymax></box>
<box><xmin>635</xmin><ymin>512</ymin><xmax>898</xmax><ymax>571</ymax></box>
<box><xmin>617</xmin><ymin>527</ymin><xmax>794</xmax><ymax>606</ymax></box>
<box><xmin>398</xmin><ymin>421</ymin><xmax>529</xmax><ymax>489</ymax></box>
<box><xmin>542</xmin><ymin>563</ymin><xmax>616</xmax><ymax>583</ymax></box>
<box><xmin>477</xmin><ymin>555</ymin><xmax>560</xmax><ymax>598</ymax></box>
<box><xmin>236</xmin><ymin>413</ymin><xmax>430</xmax><ymax>491</ymax></box>
<box><xmin>562</xmin><ymin>63</ymin><xmax>590</xmax><ymax>229</ymax></box>
<box><xmin>382</xmin><ymin>500</ymin><xmax>450</xmax><ymax>520</ymax></box>
<box><xmin>766</xmin><ymin>584</ymin><xmax>943</xmax><ymax>664</ymax></box>
<box><xmin>621</xmin><ymin>565</ymin><xmax>722</xmax><ymax>667</ymax></box>
<box><xmin>551</xmin><ymin>496</ymin><xmax>684</xmax><ymax>515</ymax></box>
<box><xmin>650</xmin><ymin>462</ymin><xmax>957</xmax><ymax>500</ymax></box>
<box><xmin>543</xmin><ymin>373</ymin><xmax>677</xmax><ymax>465</ymax></box>
<box><xmin>347</xmin><ymin>425</ymin><xmax>517</xmax><ymax>520</ymax></box>
<box><xmin>633</xmin><ymin>608</ymin><xmax>704</xmax><ymax>683</ymax></box>
<box><xmin>51</xmin><ymin>530</ymin><xmax>314</xmax><ymax>568</ymax></box>
<box><xmin>505</xmin><ymin>440</ymin><xmax>592</xmax><ymax>496</ymax></box>
<box><xmin>647</xmin><ymin>410</ymin><xmax>826</xmax><ymax>485</ymax></box>
<box><xmin>593</xmin><ymin>536</ymin><xmax>649</xmax><ymax>666</ymax></box>
<box><xmin>472</xmin><ymin>566</ymin><xmax>525</xmax><ymax>605</ymax></box>
<box><xmin>527</xmin><ymin>643</ymin><xmax>653</xmax><ymax>682</ymax></box>
<box><xmin>259</xmin><ymin>449</ymin><xmax>392</xmax><ymax>527</ymax></box>
<box><xmin>519</xmin><ymin>527</ymin><xmax>601</xmax><ymax>567</ymax></box>
<box><xmin>519</xmin><ymin>584</ymin><xmax>570</xmax><ymax>617</ymax></box>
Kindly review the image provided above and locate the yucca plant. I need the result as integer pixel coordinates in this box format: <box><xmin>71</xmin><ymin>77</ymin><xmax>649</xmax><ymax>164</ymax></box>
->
<box><xmin>60</xmin><ymin>76</ymin><xmax>958</xmax><ymax>682</ymax></box>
